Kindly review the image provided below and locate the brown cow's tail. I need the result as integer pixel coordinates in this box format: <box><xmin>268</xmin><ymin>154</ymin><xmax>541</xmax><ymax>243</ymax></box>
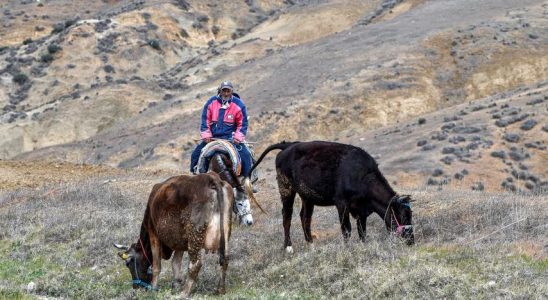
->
<box><xmin>215</xmin><ymin>179</ymin><xmax>227</xmax><ymax>266</ymax></box>
<box><xmin>249</xmin><ymin>141</ymin><xmax>300</xmax><ymax>175</ymax></box>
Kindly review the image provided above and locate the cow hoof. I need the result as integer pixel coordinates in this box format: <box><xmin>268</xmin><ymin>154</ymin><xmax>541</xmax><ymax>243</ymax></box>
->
<box><xmin>285</xmin><ymin>246</ymin><xmax>293</xmax><ymax>254</ymax></box>
<box><xmin>307</xmin><ymin>243</ymin><xmax>315</xmax><ymax>251</ymax></box>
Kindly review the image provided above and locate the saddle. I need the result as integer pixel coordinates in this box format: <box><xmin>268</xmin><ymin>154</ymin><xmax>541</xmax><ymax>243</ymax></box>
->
<box><xmin>196</xmin><ymin>140</ymin><xmax>241</xmax><ymax>175</ymax></box>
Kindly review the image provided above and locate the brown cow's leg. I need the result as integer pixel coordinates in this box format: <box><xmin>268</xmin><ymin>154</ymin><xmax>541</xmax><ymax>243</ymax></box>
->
<box><xmin>149</xmin><ymin>235</ymin><xmax>162</xmax><ymax>289</ymax></box>
<box><xmin>182</xmin><ymin>247</ymin><xmax>203</xmax><ymax>297</ymax></box>
<box><xmin>217</xmin><ymin>254</ymin><xmax>229</xmax><ymax>294</ymax></box>
<box><xmin>171</xmin><ymin>251</ymin><xmax>184</xmax><ymax>289</ymax></box>
<box><xmin>300</xmin><ymin>200</ymin><xmax>315</xmax><ymax>244</ymax></box>
<box><xmin>336</xmin><ymin>204</ymin><xmax>352</xmax><ymax>240</ymax></box>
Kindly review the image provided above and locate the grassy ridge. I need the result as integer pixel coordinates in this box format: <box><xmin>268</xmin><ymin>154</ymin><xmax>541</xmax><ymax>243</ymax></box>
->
<box><xmin>0</xmin><ymin>178</ymin><xmax>546</xmax><ymax>299</ymax></box>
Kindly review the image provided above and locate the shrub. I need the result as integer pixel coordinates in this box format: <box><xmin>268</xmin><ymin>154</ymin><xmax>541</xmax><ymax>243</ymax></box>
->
<box><xmin>23</xmin><ymin>38</ymin><xmax>33</xmax><ymax>45</ymax></box>
<box><xmin>64</xmin><ymin>19</ymin><xmax>76</xmax><ymax>28</ymax></box>
<box><xmin>41</xmin><ymin>53</ymin><xmax>54</xmax><ymax>63</ymax></box>
<box><xmin>212</xmin><ymin>25</ymin><xmax>220</xmax><ymax>35</ymax></box>
<box><xmin>47</xmin><ymin>44</ymin><xmax>62</xmax><ymax>54</ymax></box>
<box><xmin>51</xmin><ymin>23</ymin><xmax>65</xmax><ymax>34</ymax></box>
<box><xmin>148</xmin><ymin>39</ymin><xmax>160</xmax><ymax>50</ymax></box>
<box><xmin>103</xmin><ymin>65</ymin><xmax>115</xmax><ymax>73</ymax></box>
<box><xmin>12</xmin><ymin>73</ymin><xmax>29</xmax><ymax>85</ymax></box>
<box><xmin>197</xmin><ymin>15</ymin><xmax>209</xmax><ymax>23</ymax></box>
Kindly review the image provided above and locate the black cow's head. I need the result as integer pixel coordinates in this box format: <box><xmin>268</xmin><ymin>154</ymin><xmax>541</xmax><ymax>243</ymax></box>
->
<box><xmin>113</xmin><ymin>243</ymin><xmax>152</xmax><ymax>289</ymax></box>
<box><xmin>386</xmin><ymin>195</ymin><xmax>415</xmax><ymax>245</ymax></box>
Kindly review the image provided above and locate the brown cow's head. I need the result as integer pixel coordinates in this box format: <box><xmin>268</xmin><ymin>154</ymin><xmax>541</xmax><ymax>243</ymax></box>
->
<box><xmin>113</xmin><ymin>243</ymin><xmax>153</xmax><ymax>289</ymax></box>
<box><xmin>386</xmin><ymin>195</ymin><xmax>415</xmax><ymax>245</ymax></box>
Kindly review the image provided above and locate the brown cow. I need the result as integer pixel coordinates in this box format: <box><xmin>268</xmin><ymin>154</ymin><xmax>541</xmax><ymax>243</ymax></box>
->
<box><xmin>114</xmin><ymin>173</ymin><xmax>234</xmax><ymax>296</ymax></box>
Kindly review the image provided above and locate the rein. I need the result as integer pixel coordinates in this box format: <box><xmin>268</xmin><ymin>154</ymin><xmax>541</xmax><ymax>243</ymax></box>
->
<box><xmin>130</xmin><ymin>237</ymin><xmax>157</xmax><ymax>291</ymax></box>
<box><xmin>139</xmin><ymin>237</ymin><xmax>151</xmax><ymax>265</ymax></box>
<box><xmin>384</xmin><ymin>195</ymin><xmax>413</xmax><ymax>235</ymax></box>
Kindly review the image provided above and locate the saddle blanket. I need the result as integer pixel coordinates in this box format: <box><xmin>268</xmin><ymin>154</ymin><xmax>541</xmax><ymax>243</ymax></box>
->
<box><xmin>196</xmin><ymin>140</ymin><xmax>241</xmax><ymax>176</ymax></box>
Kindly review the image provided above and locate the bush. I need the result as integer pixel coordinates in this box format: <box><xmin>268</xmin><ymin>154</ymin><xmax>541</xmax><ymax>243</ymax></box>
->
<box><xmin>64</xmin><ymin>19</ymin><xmax>76</xmax><ymax>28</ymax></box>
<box><xmin>47</xmin><ymin>44</ymin><xmax>62</xmax><ymax>54</ymax></box>
<box><xmin>41</xmin><ymin>53</ymin><xmax>54</xmax><ymax>63</ymax></box>
<box><xmin>23</xmin><ymin>38</ymin><xmax>33</xmax><ymax>45</ymax></box>
<box><xmin>103</xmin><ymin>65</ymin><xmax>115</xmax><ymax>73</ymax></box>
<box><xmin>51</xmin><ymin>23</ymin><xmax>65</xmax><ymax>34</ymax></box>
<box><xmin>148</xmin><ymin>39</ymin><xmax>160</xmax><ymax>50</ymax></box>
<box><xmin>197</xmin><ymin>15</ymin><xmax>209</xmax><ymax>23</ymax></box>
<box><xmin>12</xmin><ymin>73</ymin><xmax>29</xmax><ymax>85</ymax></box>
<box><xmin>212</xmin><ymin>25</ymin><xmax>220</xmax><ymax>35</ymax></box>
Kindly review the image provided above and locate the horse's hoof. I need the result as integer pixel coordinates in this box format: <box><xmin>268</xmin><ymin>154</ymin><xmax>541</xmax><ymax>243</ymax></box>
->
<box><xmin>285</xmin><ymin>246</ymin><xmax>293</xmax><ymax>254</ymax></box>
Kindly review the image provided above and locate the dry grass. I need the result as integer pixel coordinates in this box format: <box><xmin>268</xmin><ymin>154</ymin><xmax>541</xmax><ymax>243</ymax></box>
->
<box><xmin>0</xmin><ymin>177</ymin><xmax>546</xmax><ymax>299</ymax></box>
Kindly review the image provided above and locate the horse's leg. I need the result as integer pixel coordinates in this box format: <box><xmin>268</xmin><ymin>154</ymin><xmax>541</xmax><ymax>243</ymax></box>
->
<box><xmin>277</xmin><ymin>172</ymin><xmax>296</xmax><ymax>253</ymax></box>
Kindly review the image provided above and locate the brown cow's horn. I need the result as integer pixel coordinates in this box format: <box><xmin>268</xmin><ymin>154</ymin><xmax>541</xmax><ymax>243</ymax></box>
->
<box><xmin>113</xmin><ymin>243</ymin><xmax>130</xmax><ymax>251</ymax></box>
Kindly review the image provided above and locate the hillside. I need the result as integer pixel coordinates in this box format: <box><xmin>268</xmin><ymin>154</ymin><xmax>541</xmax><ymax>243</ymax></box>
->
<box><xmin>0</xmin><ymin>0</ymin><xmax>545</xmax><ymax>191</ymax></box>
<box><xmin>0</xmin><ymin>1</ymin><xmax>547</xmax><ymax>298</ymax></box>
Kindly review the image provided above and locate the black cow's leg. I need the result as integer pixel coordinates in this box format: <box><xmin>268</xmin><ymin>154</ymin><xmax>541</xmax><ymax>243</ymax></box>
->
<box><xmin>357</xmin><ymin>216</ymin><xmax>367</xmax><ymax>242</ymax></box>
<box><xmin>281</xmin><ymin>191</ymin><xmax>296</xmax><ymax>252</ymax></box>
<box><xmin>277</xmin><ymin>173</ymin><xmax>296</xmax><ymax>253</ymax></box>
<box><xmin>336</xmin><ymin>203</ymin><xmax>351</xmax><ymax>240</ymax></box>
<box><xmin>300</xmin><ymin>200</ymin><xmax>315</xmax><ymax>244</ymax></box>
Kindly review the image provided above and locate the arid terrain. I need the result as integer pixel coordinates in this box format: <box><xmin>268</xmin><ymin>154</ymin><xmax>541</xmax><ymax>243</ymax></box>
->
<box><xmin>0</xmin><ymin>0</ymin><xmax>546</xmax><ymax>298</ymax></box>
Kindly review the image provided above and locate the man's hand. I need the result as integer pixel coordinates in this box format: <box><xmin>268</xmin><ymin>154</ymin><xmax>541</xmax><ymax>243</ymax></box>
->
<box><xmin>204</xmin><ymin>138</ymin><xmax>212</xmax><ymax>143</ymax></box>
<box><xmin>233</xmin><ymin>139</ymin><xmax>240</xmax><ymax>145</ymax></box>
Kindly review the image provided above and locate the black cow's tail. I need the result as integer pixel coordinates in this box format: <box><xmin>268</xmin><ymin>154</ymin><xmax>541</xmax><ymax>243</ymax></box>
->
<box><xmin>249</xmin><ymin>141</ymin><xmax>299</xmax><ymax>175</ymax></box>
<box><xmin>215</xmin><ymin>179</ymin><xmax>227</xmax><ymax>266</ymax></box>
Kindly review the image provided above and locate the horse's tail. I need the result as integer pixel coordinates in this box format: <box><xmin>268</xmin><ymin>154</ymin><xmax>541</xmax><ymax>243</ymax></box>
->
<box><xmin>249</xmin><ymin>141</ymin><xmax>299</xmax><ymax>175</ymax></box>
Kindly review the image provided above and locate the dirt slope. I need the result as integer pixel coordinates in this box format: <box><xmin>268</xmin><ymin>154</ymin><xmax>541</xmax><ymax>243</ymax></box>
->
<box><xmin>0</xmin><ymin>0</ymin><xmax>546</xmax><ymax>192</ymax></box>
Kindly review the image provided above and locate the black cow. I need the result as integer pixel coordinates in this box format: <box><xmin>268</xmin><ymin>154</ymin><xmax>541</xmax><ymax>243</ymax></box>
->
<box><xmin>249</xmin><ymin>141</ymin><xmax>414</xmax><ymax>252</ymax></box>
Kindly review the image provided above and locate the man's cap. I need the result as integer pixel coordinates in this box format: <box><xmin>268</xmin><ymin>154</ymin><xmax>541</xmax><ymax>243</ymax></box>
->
<box><xmin>220</xmin><ymin>81</ymin><xmax>233</xmax><ymax>91</ymax></box>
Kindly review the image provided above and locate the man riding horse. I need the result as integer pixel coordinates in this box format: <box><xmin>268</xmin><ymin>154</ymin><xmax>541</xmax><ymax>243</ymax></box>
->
<box><xmin>190</xmin><ymin>81</ymin><xmax>253</xmax><ymax>179</ymax></box>
<box><xmin>189</xmin><ymin>81</ymin><xmax>262</xmax><ymax>225</ymax></box>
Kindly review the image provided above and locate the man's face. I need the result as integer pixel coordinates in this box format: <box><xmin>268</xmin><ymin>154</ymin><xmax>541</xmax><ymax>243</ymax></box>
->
<box><xmin>221</xmin><ymin>88</ymin><xmax>232</xmax><ymax>100</ymax></box>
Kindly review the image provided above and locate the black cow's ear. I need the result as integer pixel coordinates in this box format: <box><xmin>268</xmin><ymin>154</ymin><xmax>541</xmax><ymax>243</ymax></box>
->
<box><xmin>400</xmin><ymin>195</ymin><xmax>412</xmax><ymax>201</ymax></box>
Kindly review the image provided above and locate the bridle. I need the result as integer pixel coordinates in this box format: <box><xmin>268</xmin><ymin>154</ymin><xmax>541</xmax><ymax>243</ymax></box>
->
<box><xmin>384</xmin><ymin>195</ymin><xmax>413</xmax><ymax>235</ymax></box>
<box><xmin>214</xmin><ymin>154</ymin><xmax>251</xmax><ymax>219</ymax></box>
<box><xmin>130</xmin><ymin>238</ymin><xmax>156</xmax><ymax>290</ymax></box>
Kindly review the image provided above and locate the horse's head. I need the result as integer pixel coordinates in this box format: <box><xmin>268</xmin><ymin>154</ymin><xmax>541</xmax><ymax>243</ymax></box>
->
<box><xmin>207</xmin><ymin>151</ymin><xmax>254</xmax><ymax>226</ymax></box>
<box><xmin>233</xmin><ymin>178</ymin><xmax>254</xmax><ymax>226</ymax></box>
<box><xmin>385</xmin><ymin>195</ymin><xmax>414</xmax><ymax>245</ymax></box>
<box><xmin>113</xmin><ymin>242</ymin><xmax>153</xmax><ymax>289</ymax></box>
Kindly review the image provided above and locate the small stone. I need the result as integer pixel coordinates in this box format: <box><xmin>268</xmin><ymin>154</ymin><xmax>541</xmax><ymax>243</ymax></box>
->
<box><xmin>27</xmin><ymin>282</ymin><xmax>36</xmax><ymax>293</ymax></box>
